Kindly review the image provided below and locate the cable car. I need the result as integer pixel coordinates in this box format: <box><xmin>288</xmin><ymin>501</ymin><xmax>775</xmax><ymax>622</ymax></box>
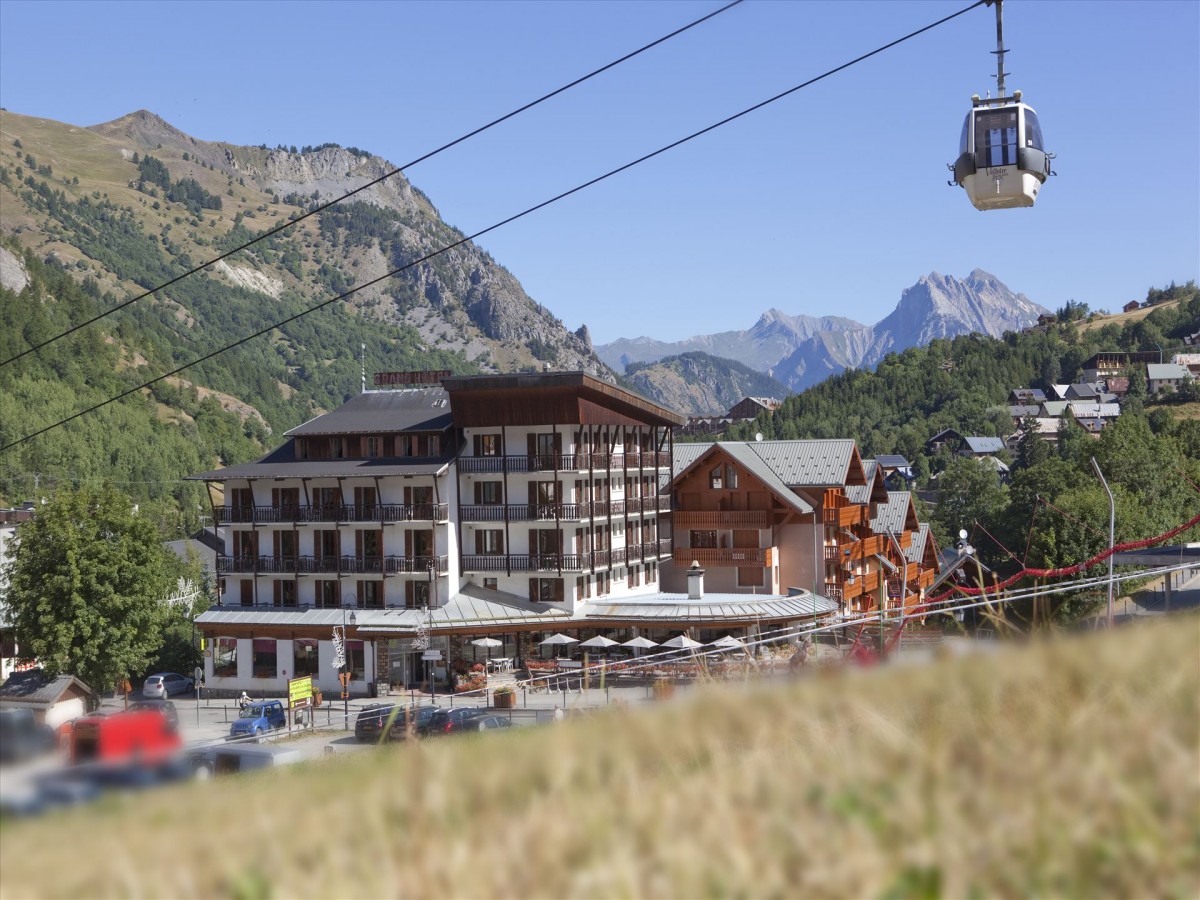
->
<box><xmin>951</xmin><ymin>91</ymin><xmax>1051</xmax><ymax>210</ymax></box>
<box><xmin>948</xmin><ymin>0</ymin><xmax>1053</xmax><ymax>211</ymax></box>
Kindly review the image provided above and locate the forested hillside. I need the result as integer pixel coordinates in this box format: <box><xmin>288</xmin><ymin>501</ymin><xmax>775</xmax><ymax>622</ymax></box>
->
<box><xmin>727</xmin><ymin>285</ymin><xmax>1200</xmax><ymax>592</ymax></box>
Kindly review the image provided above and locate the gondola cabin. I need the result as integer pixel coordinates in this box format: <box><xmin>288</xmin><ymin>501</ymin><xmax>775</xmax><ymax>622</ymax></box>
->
<box><xmin>951</xmin><ymin>91</ymin><xmax>1051</xmax><ymax>210</ymax></box>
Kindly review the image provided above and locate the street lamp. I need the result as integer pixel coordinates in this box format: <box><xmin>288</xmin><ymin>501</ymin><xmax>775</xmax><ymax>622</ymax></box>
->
<box><xmin>425</xmin><ymin>562</ymin><xmax>438</xmax><ymax>703</ymax></box>
<box><xmin>342</xmin><ymin>595</ymin><xmax>357</xmax><ymax>730</ymax></box>
<box><xmin>1090</xmin><ymin>458</ymin><xmax>1116</xmax><ymax>628</ymax></box>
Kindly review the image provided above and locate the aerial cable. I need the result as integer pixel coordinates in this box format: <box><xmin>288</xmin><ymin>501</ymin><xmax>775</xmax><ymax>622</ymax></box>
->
<box><xmin>0</xmin><ymin>0</ymin><xmax>745</xmax><ymax>369</ymax></box>
<box><xmin>0</xmin><ymin>0</ymin><xmax>987</xmax><ymax>455</ymax></box>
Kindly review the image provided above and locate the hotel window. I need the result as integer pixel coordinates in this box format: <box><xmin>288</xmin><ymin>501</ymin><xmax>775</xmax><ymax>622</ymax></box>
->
<box><xmin>252</xmin><ymin>639</ymin><xmax>277</xmax><ymax>678</ymax></box>
<box><xmin>529</xmin><ymin>578</ymin><xmax>565</xmax><ymax>603</ymax></box>
<box><xmin>366</xmin><ymin>436</ymin><xmax>380</xmax><ymax>458</ymax></box>
<box><xmin>475</xmin><ymin>481</ymin><xmax>502</xmax><ymax>505</ymax></box>
<box><xmin>214</xmin><ymin>638</ymin><xmax>238</xmax><ymax>677</ymax></box>
<box><xmin>576</xmin><ymin>576</ymin><xmax>591</xmax><ymax>599</ymax></box>
<box><xmin>693</xmin><ymin>530</ymin><xmax>719</xmax><ymax>549</ymax></box>
<box><xmin>476</xmin><ymin>530</ymin><xmax>504</xmax><ymax>555</ymax></box>
<box><xmin>272</xmin><ymin>581</ymin><xmax>297</xmax><ymax>607</ymax></box>
<box><xmin>293</xmin><ymin>639</ymin><xmax>319</xmax><ymax>678</ymax></box>
<box><xmin>359</xmin><ymin>580</ymin><xmax>384</xmax><ymax>609</ymax></box>
<box><xmin>474</xmin><ymin>434</ymin><xmax>501</xmax><ymax>456</ymax></box>
<box><xmin>647</xmin><ymin>562</ymin><xmax>657</xmax><ymax>583</ymax></box>
<box><xmin>483</xmin><ymin>577</ymin><xmax>498</xmax><ymax>591</ymax></box>
<box><xmin>628</xmin><ymin>566</ymin><xmax>641</xmax><ymax>588</ymax></box>
<box><xmin>406</xmin><ymin>581</ymin><xmax>431</xmax><ymax>609</ymax></box>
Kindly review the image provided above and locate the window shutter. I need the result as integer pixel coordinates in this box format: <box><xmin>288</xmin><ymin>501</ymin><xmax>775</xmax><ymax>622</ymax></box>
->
<box><xmin>529</xmin><ymin>578</ymin><xmax>538</xmax><ymax>602</ymax></box>
<box><xmin>405</xmin><ymin>530</ymin><xmax>413</xmax><ymax>557</ymax></box>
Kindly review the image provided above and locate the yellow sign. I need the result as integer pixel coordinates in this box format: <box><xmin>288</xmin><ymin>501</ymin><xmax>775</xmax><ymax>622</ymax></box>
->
<box><xmin>288</xmin><ymin>675</ymin><xmax>313</xmax><ymax>708</ymax></box>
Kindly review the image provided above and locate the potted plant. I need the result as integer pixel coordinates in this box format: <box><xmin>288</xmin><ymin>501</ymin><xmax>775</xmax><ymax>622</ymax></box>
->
<box><xmin>652</xmin><ymin>679</ymin><xmax>675</xmax><ymax>700</ymax></box>
<box><xmin>312</xmin><ymin>686</ymin><xmax>323</xmax><ymax>707</ymax></box>
<box><xmin>493</xmin><ymin>684</ymin><xmax>517</xmax><ymax>709</ymax></box>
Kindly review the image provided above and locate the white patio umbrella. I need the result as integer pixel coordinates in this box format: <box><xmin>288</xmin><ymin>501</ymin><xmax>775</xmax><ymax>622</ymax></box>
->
<box><xmin>470</xmin><ymin>637</ymin><xmax>503</xmax><ymax>671</ymax></box>
<box><xmin>539</xmin><ymin>633</ymin><xmax>579</xmax><ymax>657</ymax></box>
<box><xmin>578</xmin><ymin>635</ymin><xmax>620</xmax><ymax>649</ymax></box>
<box><xmin>661</xmin><ymin>634</ymin><xmax>704</xmax><ymax>650</ymax></box>
<box><xmin>711</xmin><ymin>635</ymin><xmax>747</xmax><ymax>650</ymax></box>
<box><xmin>621</xmin><ymin>635</ymin><xmax>659</xmax><ymax>657</ymax></box>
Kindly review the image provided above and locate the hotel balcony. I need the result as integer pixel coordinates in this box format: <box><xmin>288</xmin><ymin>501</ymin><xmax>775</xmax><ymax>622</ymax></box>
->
<box><xmin>215</xmin><ymin>503</ymin><xmax>448</xmax><ymax>526</ymax></box>
<box><xmin>217</xmin><ymin>554</ymin><xmax>448</xmax><ymax>576</ymax></box>
<box><xmin>672</xmin><ymin>547</ymin><xmax>775</xmax><ymax>568</ymax></box>
<box><xmin>461</xmin><ymin>553</ymin><xmax>587</xmax><ymax>573</ymax></box>
<box><xmin>674</xmin><ymin>510</ymin><xmax>772</xmax><ymax>529</ymax></box>
<box><xmin>456</xmin><ymin>451</ymin><xmax>672</xmax><ymax>474</ymax></box>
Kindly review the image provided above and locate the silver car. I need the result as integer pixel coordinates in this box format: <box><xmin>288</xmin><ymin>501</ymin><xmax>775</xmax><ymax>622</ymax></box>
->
<box><xmin>142</xmin><ymin>672</ymin><xmax>193</xmax><ymax>699</ymax></box>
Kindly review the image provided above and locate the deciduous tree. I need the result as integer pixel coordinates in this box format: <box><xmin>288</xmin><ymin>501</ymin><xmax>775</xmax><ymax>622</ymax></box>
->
<box><xmin>3</xmin><ymin>485</ymin><xmax>177</xmax><ymax>692</ymax></box>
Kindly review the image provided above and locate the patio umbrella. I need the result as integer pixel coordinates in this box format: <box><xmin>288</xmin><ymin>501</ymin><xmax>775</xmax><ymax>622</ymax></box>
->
<box><xmin>661</xmin><ymin>634</ymin><xmax>704</xmax><ymax>650</ymax></box>
<box><xmin>539</xmin><ymin>633</ymin><xmax>579</xmax><ymax>657</ymax></box>
<box><xmin>470</xmin><ymin>637</ymin><xmax>503</xmax><ymax>671</ymax></box>
<box><xmin>621</xmin><ymin>635</ymin><xmax>659</xmax><ymax>657</ymax></box>
<box><xmin>711</xmin><ymin>635</ymin><xmax>747</xmax><ymax>650</ymax></box>
<box><xmin>578</xmin><ymin>636</ymin><xmax>620</xmax><ymax>649</ymax></box>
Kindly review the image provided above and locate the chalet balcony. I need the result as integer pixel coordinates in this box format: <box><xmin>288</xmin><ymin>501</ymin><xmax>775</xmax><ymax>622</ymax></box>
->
<box><xmin>823</xmin><ymin>504</ymin><xmax>866</xmax><ymax>527</ymax></box>
<box><xmin>214</xmin><ymin>503</ymin><xmax>447</xmax><ymax>525</ymax></box>
<box><xmin>674</xmin><ymin>510</ymin><xmax>772</xmax><ymax>529</ymax></box>
<box><xmin>840</xmin><ymin>533</ymin><xmax>887</xmax><ymax>560</ymax></box>
<box><xmin>672</xmin><ymin>547</ymin><xmax>775</xmax><ymax>568</ymax></box>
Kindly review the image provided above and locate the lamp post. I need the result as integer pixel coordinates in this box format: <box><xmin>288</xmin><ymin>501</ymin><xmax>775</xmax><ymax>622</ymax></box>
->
<box><xmin>1090</xmin><ymin>458</ymin><xmax>1115</xmax><ymax>628</ymax></box>
<box><xmin>342</xmin><ymin>595</ymin><xmax>357</xmax><ymax>730</ymax></box>
<box><xmin>426</xmin><ymin>561</ymin><xmax>437</xmax><ymax>704</ymax></box>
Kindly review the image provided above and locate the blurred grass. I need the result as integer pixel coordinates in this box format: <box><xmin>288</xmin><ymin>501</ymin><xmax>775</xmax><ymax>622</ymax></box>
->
<box><xmin>1</xmin><ymin>617</ymin><xmax>1197</xmax><ymax>899</ymax></box>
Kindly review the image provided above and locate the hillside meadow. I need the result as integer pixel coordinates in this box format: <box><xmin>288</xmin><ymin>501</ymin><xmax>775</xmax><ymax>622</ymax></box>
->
<box><xmin>1</xmin><ymin>618</ymin><xmax>1197</xmax><ymax>899</ymax></box>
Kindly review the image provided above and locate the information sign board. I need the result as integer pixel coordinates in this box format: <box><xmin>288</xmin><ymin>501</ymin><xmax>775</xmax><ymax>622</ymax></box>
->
<box><xmin>288</xmin><ymin>675</ymin><xmax>313</xmax><ymax>708</ymax></box>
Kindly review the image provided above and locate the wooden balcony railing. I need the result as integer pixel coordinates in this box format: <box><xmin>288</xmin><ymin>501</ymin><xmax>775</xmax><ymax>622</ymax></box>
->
<box><xmin>672</xmin><ymin>547</ymin><xmax>775</xmax><ymax>568</ymax></box>
<box><xmin>823</xmin><ymin>505</ymin><xmax>866</xmax><ymax>527</ymax></box>
<box><xmin>674</xmin><ymin>510</ymin><xmax>772</xmax><ymax>529</ymax></box>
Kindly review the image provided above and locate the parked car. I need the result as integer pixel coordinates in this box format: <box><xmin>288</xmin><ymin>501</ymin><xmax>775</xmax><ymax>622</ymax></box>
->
<box><xmin>0</xmin><ymin>708</ymin><xmax>57</xmax><ymax>765</ymax></box>
<box><xmin>142</xmin><ymin>672</ymin><xmax>193</xmax><ymax>699</ymax></box>
<box><xmin>418</xmin><ymin>708</ymin><xmax>491</xmax><ymax>737</ymax></box>
<box><xmin>464</xmin><ymin>714</ymin><xmax>513</xmax><ymax>733</ymax></box>
<box><xmin>188</xmin><ymin>744</ymin><xmax>303</xmax><ymax>778</ymax></box>
<box><xmin>229</xmin><ymin>700</ymin><xmax>287</xmax><ymax>742</ymax></box>
<box><xmin>129</xmin><ymin>699</ymin><xmax>178</xmax><ymax>731</ymax></box>
<box><xmin>354</xmin><ymin>704</ymin><xmax>440</xmax><ymax>743</ymax></box>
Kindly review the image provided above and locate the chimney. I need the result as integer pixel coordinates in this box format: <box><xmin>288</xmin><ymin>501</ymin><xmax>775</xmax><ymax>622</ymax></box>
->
<box><xmin>687</xmin><ymin>561</ymin><xmax>705</xmax><ymax>599</ymax></box>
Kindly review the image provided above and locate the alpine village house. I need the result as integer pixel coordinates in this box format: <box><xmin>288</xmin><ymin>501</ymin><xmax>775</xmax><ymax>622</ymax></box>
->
<box><xmin>191</xmin><ymin>372</ymin><xmax>938</xmax><ymax>697</ymax></box>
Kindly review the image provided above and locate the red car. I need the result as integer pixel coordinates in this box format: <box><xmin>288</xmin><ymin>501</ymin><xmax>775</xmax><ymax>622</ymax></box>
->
<box><xmin>69</xmin><ymin>709</ymin><xmax>182</xmax><ymax>765</ymax></box>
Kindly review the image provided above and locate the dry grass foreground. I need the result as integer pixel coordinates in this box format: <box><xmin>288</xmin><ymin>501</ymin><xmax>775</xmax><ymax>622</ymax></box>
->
<box><xmin>1</xmin><ymin>620</ymin><xmax>1197</xmax><ymax>900</ymax></box>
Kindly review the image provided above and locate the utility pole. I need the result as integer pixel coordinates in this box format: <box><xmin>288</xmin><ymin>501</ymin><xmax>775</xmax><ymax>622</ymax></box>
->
<box><xmin>1090</xmin><ymin>458</ymin><xmax>1116</xmax><ymax>628</ymax></box>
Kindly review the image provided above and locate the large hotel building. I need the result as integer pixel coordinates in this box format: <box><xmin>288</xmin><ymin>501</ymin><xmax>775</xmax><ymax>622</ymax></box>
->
<box><xmin>192</xmin><ymin>372</ymin><xmax>933</xmax><ymax>696</ymax></box>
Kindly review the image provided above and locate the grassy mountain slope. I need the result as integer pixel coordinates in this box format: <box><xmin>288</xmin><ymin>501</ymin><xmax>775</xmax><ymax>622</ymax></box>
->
<box><xmin>0</xmin><ymin>109</ymin><xmax>611</xmax><ymax>526</ymax></box>
<box><xmin>620</xmin><ymin>351</ymin><xmax>789</xmax><ymax>416</ymax></box>
<box><xmin>1</xmin><ymin>619</ymin><xmax>1195</xmax><ymax>897</ymax></box>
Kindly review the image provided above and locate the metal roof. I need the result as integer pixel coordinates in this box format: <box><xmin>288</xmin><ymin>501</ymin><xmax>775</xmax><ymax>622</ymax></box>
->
<box><xmin>286</xmin><ymin>389</ymin><xmax>453</xmax><ymax>437</ymax></box>
<box><xmin>1040</xmin><ymin>400</ymin><xmax>1070</xmax><ymax>416</ymax></box>
<box><xmin>188</xmin><ymin>440</ymin><xmax>454</xmax><ymax>481</ymax></box>
<box><xmin>585</xmin><ymin>590</ymin><xmax>838</xmax><ymax>623</ymax></box>
<box><xmin>0</xmin><ymin>670</ymin><xmax>97</xmax><ymax>707</ymax></box>
<box><xmin>672</xmin><ymin>442</ymin><xmax>710</xmax><ymax>477</ymax></box>
<box><xmin>846</xmin><ymin>460</ymin><xmax>878</xmax><ymax>505</ymax></box>
<box><xmin>196</xmin><ymin>584</ymin><xmax>570</xmax><ymax>633</ymax></box>
<box><xmin>740</xmin><ymin>440</ymin><xmax>859</xmax><ymax>486</ymax></box>
<box><xmin>962</xmin><ymin>436</ymin><xmax>1005</xmax><ymax>455</ymax></box>
<box><xmin>1069</xmin><ymin>403</ymin><xmax>1121</xmax><ymax>419</ymax></box>
<box><xmin>870</xmin><ymin>491</ymin><xmax>917</xmax><ymax>535</ymax></box>
<box><xmin>1008</xmin><ymin>405</ymin><xmax>1041</xmax><ymax>419</ymax></box>
<box><xmin>874</xmin><ymin>454</ymin><xmax>911</xmax><ymax>470</ymax></box>
<box><xmin>904</xmin><ymin>523</ymin><xmax>930</xmax><ymax>565</ymax></box>
<box><xmin>673</xmin><ymin>443</ymin><xmax>814</xmax><ymax>516</ymax></box>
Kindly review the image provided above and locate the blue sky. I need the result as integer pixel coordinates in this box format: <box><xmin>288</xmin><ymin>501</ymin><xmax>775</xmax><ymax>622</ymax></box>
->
<box><xmin>1</xmin><ymin>0</ymin><xmax>1197</xmax><ymax>346</ymax></box>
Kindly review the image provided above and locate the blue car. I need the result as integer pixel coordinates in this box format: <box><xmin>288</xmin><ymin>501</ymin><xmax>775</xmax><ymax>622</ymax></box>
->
<box><xmin>229</xmin><ymin>700</ymin><xmax>287</xmax><ymax>742</ymax></box>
